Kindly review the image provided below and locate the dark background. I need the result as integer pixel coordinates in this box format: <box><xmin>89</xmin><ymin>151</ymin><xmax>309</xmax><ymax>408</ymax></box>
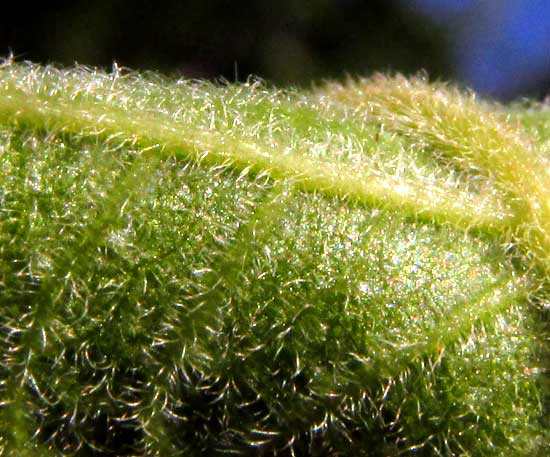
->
<box><xmin>2</xmin><ymin>0</ymin><xmax>550</xmax><ymax>101</ymax></box>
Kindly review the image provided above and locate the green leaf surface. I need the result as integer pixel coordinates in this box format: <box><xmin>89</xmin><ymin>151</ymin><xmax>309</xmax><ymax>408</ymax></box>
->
<box><xmin>0</xmin><ymin>62</ymin><xmax>548</xmax><ymax>456</ymax></box>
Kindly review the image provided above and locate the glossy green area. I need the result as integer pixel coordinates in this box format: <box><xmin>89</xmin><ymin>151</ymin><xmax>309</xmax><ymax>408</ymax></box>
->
<box><xmin>0</xmin><ymin>63</ymin><xmax>548</xmax><ymax>456</ymax></box>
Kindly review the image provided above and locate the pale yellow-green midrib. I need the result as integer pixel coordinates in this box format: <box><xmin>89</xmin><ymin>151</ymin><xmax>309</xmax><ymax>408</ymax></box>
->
<box><xmin>320</xmin><ymin>75</ymin><xmax>550</xmax><ymax>275</ymax></box>
<box><xmin>0</xmin><ymin>86</ymin><xmax>510</xmax><ymax>236</ymax></box>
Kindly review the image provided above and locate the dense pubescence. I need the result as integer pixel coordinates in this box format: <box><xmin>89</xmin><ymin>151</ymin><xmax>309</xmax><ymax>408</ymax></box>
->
<box><xmin>0</xmin><ymin>63</ymin><xmax>510</xmax><ymax>231</ymax></box>
<box><xmin>0</xmin><ymin>63</ymin><xmax>548</xmax><ymax>456</ymax></box>
<box><xmin>320</xmin><ymin>74</ymin><xmax>550</xmax><ymax>276</ymax></box>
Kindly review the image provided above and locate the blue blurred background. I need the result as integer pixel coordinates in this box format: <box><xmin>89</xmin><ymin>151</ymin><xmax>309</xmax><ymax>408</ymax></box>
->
<box><xmin>403</xmin><ymin>0</ymin><xmax>550</xmax><ymax>100</ymax></box>
<box><xmin>2</xmin><ymin>0</ymin><xmax>550</xmax><ymax>101</ymax></box>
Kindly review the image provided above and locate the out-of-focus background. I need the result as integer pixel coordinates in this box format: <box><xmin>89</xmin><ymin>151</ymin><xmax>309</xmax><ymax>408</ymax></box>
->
<box><xmin>2</xmin><ymin>0</ymin><xmax>549</xmax><ymax>101</ymax></box>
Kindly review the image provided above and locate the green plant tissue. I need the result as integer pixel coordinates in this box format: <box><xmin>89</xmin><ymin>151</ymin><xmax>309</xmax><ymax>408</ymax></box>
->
<box><xmin>0</xmin><ymin>62</ymin><xmax>549</xmax><ymax>456</ymax></box>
